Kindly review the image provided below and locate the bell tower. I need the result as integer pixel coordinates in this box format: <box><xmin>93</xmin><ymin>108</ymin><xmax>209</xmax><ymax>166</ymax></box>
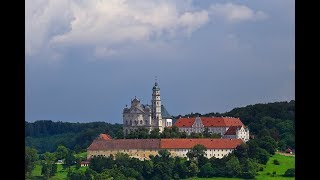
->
<box><xmin>151</xmin><ymin>78</ymin><xmax>162</xmax><ymax>128</ymax></box>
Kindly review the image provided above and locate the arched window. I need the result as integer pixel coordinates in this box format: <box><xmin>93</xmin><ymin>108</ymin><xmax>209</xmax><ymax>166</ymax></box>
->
<box><xmin>140</xmin><ymin>120</ymin><xmax>143</xmax><ymax>124</ymax></box>
<box><xmin>130</xmin><ymin>120</ymin><xmax>132</xmax><ymax>125</ymax></box>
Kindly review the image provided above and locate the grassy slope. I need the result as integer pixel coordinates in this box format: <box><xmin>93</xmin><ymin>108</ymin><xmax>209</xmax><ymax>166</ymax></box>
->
<box><xmin>29</xmin><ymin>154</ymin><xmax>294</xmax><ymax>180</ymax></box>
<box><xmin>28</xmin><ymin>163</ymin><xmax>43</xmax><ymax>180</ymax></box>
<box><xmin>256</xmin><ymin>154</ymin><xmax>295</xmax><ymax>180</ymax></box>
<box><xmin>74</xmin><ymin>151</ymin><xmax>87</xmax><ymax>159</ymax></box>
<box><xmin>190</xmin><ymin>178</ymin><xmax>242</xmax><ymax>180</ymax></box>
<box><xmin>191</xmin><ymin>154</ymin><xmax>295</xmax><ymax>180</ymax></box>
<box><xmin>28</xmin><ymin>151</ymin><xmax>89</xmax><ymax>179</ymax></box>
<box><xmin>29</xmin><ymin>163</ymin><xmax>88</xmax><ymax>179</ymax></box>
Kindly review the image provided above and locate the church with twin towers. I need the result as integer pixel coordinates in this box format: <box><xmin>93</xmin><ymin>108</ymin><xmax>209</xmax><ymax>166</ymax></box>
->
<box><xmin>122</xmin><ymin>80</ymin><xmax>172</xmax><ymax>135</ymax></box>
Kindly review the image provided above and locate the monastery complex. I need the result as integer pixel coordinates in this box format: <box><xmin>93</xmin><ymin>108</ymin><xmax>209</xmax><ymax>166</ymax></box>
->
<box><xmin>87</xmin><ymin>81</ymin><xmax>250</xmax><ymax>160</ymax></box>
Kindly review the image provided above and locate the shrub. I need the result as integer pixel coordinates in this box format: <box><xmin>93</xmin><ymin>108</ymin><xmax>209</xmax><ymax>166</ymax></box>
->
<box><xmin>273</xmin><ymin>159</ymin><xmax>280</xmax><ymax>165</ymax></box>
<box><xmin>259</xmin><ymin>167</ymin><xmax>264</xmax><ymax>171</ymax></box>
<box><xmin>272</xmin><ymin>171</ymin><xmax>276</xmax><ymax>177</ymax></box>
<box><xmin>284</xmin><ymin>168</ymin><xmax>295</xmax><ymax>177</ymax></box>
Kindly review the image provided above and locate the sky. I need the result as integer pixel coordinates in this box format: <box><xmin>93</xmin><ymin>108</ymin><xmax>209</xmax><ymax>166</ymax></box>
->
<box><xmin>25</xmin><ymin>0</ymin><xmax>295</xmax><ymax>123</ymax></box>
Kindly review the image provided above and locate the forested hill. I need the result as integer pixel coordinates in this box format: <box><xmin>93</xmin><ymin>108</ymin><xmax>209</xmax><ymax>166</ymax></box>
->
<box><xmin>174</xmin><ymin>100</ymin><xmax>295</xmax><ymax>150</ymax></box>
<box><xmin>26</xmin><ymin>100</ymin><xmax>294</xmax><ymax>153</ymax></box>
<box><xmin>174</xmin><ymin>100</ymin><xmax>294</xmax><ymax>133</ymax></box>
<box><xmin>25</xmin><ymin>121</ymin><xmax>123</xmax><ymax>153</ymax></box>
<box><xmin>25</xmin><ymin>121</ymin><xmax>123</xmax><ymax>138</ymax></box>
<box><xmin>214</xmin><ymin>100</ymin><xmax>294</xmax><ymax>123</ymax></box>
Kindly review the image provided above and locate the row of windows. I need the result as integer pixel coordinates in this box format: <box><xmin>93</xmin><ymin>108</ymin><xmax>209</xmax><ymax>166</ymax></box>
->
<box><xmin>207</xmin><ymin>154</ymin><xmax>224</xmax><ymax>157</ymax></box>
<box><xmin>91</xmin><ymin>153</ymin><xmax>227</xmax><ymax>159</ymax></box>
<box><xmin>125</xmin><ymin>120</ymin><xmax>149</xmax><ymax>125</ymax></box>
<box><xmin>92</xmin><ymin>149</ymin><xmax>231</xmax><ymax>154</ymax></box>
<box><xmin>124</xmin><ymin>115</ymin><xmax>144</xmax><ymax>119</ymax></box>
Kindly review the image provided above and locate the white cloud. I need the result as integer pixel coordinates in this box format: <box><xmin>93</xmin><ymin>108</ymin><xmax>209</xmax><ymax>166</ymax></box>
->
<box><xmin>26</xmin><ymin>1</ymin><xmax>267</xmax><ymax>59</ymax></box>
<box><xmin>25</xmin><ymin>0</ymin><xmax>74</xmax><ymax>56</ymax></box>
<box><xmin>26</xmin><ymin>0</ymin><xmax>210</xmax><ymax>57</ymax></box>
<box><xmin>210</xmin><ymin>3</ymin><xmax>268</xmax><ymax>23</ymax></box>
<box><xmin>51</xmin><ymin>0</ymin><xmax>210</xmax><ymax>46</ymax></box>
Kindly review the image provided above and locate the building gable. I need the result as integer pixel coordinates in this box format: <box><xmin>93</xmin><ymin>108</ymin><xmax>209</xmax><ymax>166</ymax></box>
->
<box><xmin>129</xmin><ymin>106</ymin><xmax>145</xmax><ymax>114</ymax></box>
<box><xmin>192</xmin><ymin>117</ymin><xmax>204</xmax><ymax>128</ymax></box>
<box><xmin>224</xmin><ymin>126</ymin><xmax>241</xmax><ymax>135</ymax></box>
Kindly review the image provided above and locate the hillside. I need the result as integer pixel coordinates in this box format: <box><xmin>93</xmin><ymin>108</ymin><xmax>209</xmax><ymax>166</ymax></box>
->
<box><xmin>25</xmin><ymin>121</ymin><xmax>123</xmax><ymax>153</ymax></box>
<box><xmin>173</xmin><ymin>100</ymin><xmax>295</xmax><ymax>150</ymax></box>
<box><xmin>26</xmin><ymin>100</ymin><xmax>294</xmax><ymax>153</ymax></box>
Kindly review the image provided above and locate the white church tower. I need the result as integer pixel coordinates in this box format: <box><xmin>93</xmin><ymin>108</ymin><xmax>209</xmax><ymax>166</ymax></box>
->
<box><xmin>151</xmin><ymin>80</ymin><xmax>163</xmax><ymax>131</ymax></box>
<box><xmin>122</xmin><ymin>80</ymin><xmax>172</xmax><ymax>135</ymax></box>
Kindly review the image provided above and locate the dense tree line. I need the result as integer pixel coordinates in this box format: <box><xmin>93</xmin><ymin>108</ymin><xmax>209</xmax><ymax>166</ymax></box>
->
<box><xmin>26</xmin><ymin>121</ymin><xmax>123</xmax><ymax>138</ymax></box>
<box><xmin>175</xmin><ymin>100</ymin><xmax>294</xmax><ymax>122</ymax></box>
<box><xmin>26</xmin><ymin>137</ymin><xmax>284</xmax><ymax>179</ymax></box>
<box><xmin>174</xmin><ymin>100</ymin><xmax>295</xmax><ymax>150</ymax></box>
<box><xmin>66</xmin><ymin>140</ymin><xmax>277</xmax><ymax>180</ymax></box>
<box><xmin>25</xmin><ymin>121</ymin><xmax>123</xmax><ymax>153</ymax></box>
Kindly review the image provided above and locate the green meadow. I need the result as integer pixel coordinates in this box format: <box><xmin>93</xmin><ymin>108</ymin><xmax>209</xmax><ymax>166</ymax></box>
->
<box><xmin>190</xmin><ymin>178</ymin><xmax>242</xmax><ymax>180</ymax></box>
<box><xmin>28</xmin><ymin>153</ymin><xmax>294</xmax><ymax>180</ymax></box>
<box><xmin>27</xmin><ymin>152</ymin><xmax>88</xmax><ymax>180</ymax></box>
<box><xmin>28</xmin><ymin>164</ymin><xmax>88</xmax><ymax>180</ymax></box>
<box><xmin>190</xmin><ymin>153</ymin><xmax>295</xmax><ymax>180</ymax></box>
<box><xmin>256</xmin><ymin>153</ymin><xmax>295</xmax><ymax>180</ymax></box>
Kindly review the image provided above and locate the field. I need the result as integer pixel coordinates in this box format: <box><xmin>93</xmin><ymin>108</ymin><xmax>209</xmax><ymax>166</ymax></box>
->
<box><xmin>28</xmin><ymin>153</ymin><xmax>294</xmax><ymax>180</ymax></box>
<box><xmin>255</xmin><ymin>153</ymin><xmax>295</xmax><ymax>180</ymax></box>
<box><xmin>27</xmin><ymin>152</ymin><xmax>88</xmax><ymax>180</ymax></box>
<box><xmin>190</xmin><ymin>178</ymin><xmax>242</xmax><ymax>180</ymax></box>
<box><xmin>28</xmin><ymin>164</ymin><xmax>88</xmax><ymax>180</ymax></box>
<box><xmin>74</xmin><ymin>151</ymin><xmax>87</xmax><ymax>159</ymax></box>
<box><xmin>191</xmin><ymin>153</ymin><xmax>295</xmax><ymax>180</ymax></box>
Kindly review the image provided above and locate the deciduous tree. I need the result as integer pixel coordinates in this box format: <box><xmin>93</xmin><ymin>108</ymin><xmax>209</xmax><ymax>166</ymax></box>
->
<box><xmin>25</xmin><ymin>147</ymin><xmax>38</xmax><ymax>177</ymax></box>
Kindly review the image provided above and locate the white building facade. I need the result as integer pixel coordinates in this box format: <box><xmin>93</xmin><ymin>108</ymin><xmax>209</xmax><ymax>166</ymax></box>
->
<box><xmin>123</xmin><ymin>82</ymin><xmax>172</xmax><ymax>135</ymax></box>
<box><xmin>87</xmin><ymin>136</ymin><xmax>244</xmax><ymax>160</ymax></box>
<box><xmin>174</xmin><ymin>116</ymin><xmax>250</xmax><ymax>142</ymax></box>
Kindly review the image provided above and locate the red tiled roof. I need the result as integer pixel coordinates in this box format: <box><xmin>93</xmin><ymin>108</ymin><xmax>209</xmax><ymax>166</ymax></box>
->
<box><xmin>174</xmin><ymin>117</ymin><xmax>196</xmax><ymax>127</ymax></box>
<box><xmin>98</xmin><ymin>134</ymin><xmax>112</xmax><ymax>140</ymax></box>
<box><xmin>88</xmin><ymin>139</ymin><xmax>161</xmax><ymax>150</ymax></box>
<box><xmin>285</xmin><ymin>148</ymin><xmax>292</xmax><ymax>153</ymax></box>
<box><xmin>160</xmin><ymin>138</ymin><xmax>243</xmax><ymax>149</ymax></box>
<box><xmin>174</xmin><ymin>117</ymin><xmax>243</xmax><ymax>127</ymax></box>
<box><xmin>80</xmin><ymin>161</ymin><xmax>90</xmax><ymax>164</ymax></box>
<box><xmin>224</xmin><ymin>126</ymin><xmax>242</xmax><ymax>135</ymax></box>
<box><xmin>88</xmin><ymin>138</ymin><xmax>243</xmax><ymax>150</ymax></box>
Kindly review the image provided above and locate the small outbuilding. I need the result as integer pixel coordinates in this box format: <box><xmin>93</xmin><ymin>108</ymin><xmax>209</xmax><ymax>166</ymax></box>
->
<box><xmin>80</xmin><ymin>161</ymin><xmax>90</xmax><ymax>167</ymax></box>
<box><xmin>285</xmin><ymin>148</ymin><xmax>293</xmax><ymax>154</ymax></box>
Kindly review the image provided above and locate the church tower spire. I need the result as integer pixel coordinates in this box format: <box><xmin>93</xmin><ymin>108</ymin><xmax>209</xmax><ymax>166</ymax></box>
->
<box><xmin>151</xmin><ymin>77</ymin><xmax>162</xmax><ymax>127</ymax></box>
